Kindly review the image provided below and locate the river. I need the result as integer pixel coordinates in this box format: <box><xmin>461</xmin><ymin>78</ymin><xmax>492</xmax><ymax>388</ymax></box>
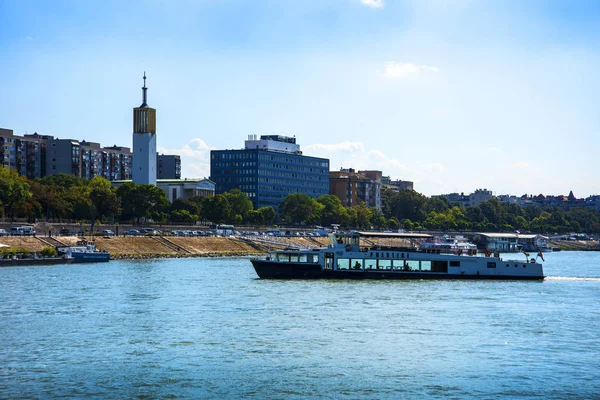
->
<box><xmin>1</xmin><ymin>251</ymin><xmax>599</xmax><ymax>398</ymax></box>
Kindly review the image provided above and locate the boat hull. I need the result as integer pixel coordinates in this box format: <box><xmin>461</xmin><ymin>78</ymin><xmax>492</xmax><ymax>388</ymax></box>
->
<box><xmin>72</xmin><ymin>252</ymin><xmax>110</xmax><ymax>263</ymax></box>
<box><xmin>251</xmin><ymin>260</ymin><xmax>544</xmax><ymax>280</ymax></box>
<box><xmin>1</xmin><ymin>257</ymin><xmax>74</xmax><ymax>267</ymax></box>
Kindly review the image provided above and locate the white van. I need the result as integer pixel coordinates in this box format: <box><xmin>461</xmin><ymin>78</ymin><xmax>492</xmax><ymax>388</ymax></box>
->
<box><xmin>10</xmin><ymin>226</ymin><xmax>36</xmax><ymax>236</ymax></box>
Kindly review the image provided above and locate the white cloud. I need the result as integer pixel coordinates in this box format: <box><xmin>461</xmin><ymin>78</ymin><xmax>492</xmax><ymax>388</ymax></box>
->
<box><xmin>383</xmin><ymin>62</ymin><xmax>440</xmax><ymax>78</ymax></box>
<box><xmin>360</xmin><ymin>0</ymin><xmax>385</xmax><ymax>8</ymax></box>
<box><xmin>158</xmin><ymin>138</ymin><xmax>215</xmax><ymax>179</ymax></box>
<box><xmin>305</xmin><ymin>141</ymin><xmax>365</xmax><ymax>153</ymax></box>
<box><xmin>306</xmin><ymin>141</ymin><xmax>409</xmax><ymax>175</ymax></box>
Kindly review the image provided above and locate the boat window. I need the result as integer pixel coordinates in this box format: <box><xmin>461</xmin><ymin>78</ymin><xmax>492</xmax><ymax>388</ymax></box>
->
<box><xmin>299</xmin><ymin>254</ymin><xmax>308</xmax><ymax>263</ymax></box>
<box><xmin>311</xmin><ymin>255</ymin><xmax>319</xmax><ymax>264</ymax></box>
<box><xmin>401</xmin><ymin>253</ymin><xmax>404</xmax><ymax>258</ymax></box>
<box><xmin>337</xmin><ymin>258</ymin><xmax>350</xmax><ymax>270</ymax></box>
<box><xmin>290</xmin><ymin>254</ymin><xmax>298</xmax><ymax>263</ymax></box>
<box><xmin>392</xmin><ymin>260</ymin><xmax>406</xmax><ymax>270</ymax></box>
<box><xmin>365</xmin><ymin>259</ymin><xmax>377</xmax><ymax>270</ymax></box>
<box><xmin>351</xmin><ymin>259</ymin><xmax>363</xmax><ymax>270</ymax></box>
<box><xmin>406</xmin><ymin>260</ymin><xmax>420</xmax><ymax>271</ymax></box>
<box><xmin>378</xmin><ymin>259</ymin><xmax>392</xmax><ymax>270</ymax></box>
<box><xmin>487</xmin><ymin>262</ymin><xmax>497</xmax><ymax>268</ymax></box>
<box><xmin>421</xmin><ymin>261</ymin><xmax>432</xmax><ymax>271</ymax></box>
<box><xmin>450</xmin><ymin>261</ymin><xmax>460</xmax><ymax>267</ymax></box>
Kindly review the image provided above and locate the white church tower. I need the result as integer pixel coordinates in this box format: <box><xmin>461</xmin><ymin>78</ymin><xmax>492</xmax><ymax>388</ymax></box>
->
<box><xmin>132</xmin><ymin>72</ymin><xmax>157</xmax><ymax>185</ymax></box>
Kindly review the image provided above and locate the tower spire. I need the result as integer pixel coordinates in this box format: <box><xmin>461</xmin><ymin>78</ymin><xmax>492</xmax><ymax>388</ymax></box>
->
<box><xmin>141</xmin><ymin>71</ymin><xmax>148</xmax><ymax>107</ymax></box>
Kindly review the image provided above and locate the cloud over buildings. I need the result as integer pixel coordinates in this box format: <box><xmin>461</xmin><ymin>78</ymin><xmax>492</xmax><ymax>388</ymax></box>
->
<box><xmin>158</xmin><ymin>138</ymin><xmax>214</xmax><ymax>179</ymax></box>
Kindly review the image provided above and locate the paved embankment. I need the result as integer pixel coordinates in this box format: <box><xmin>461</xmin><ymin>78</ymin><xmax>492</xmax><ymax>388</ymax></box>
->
<box><xmin>0</xmin><ymin>235</ymin><xmax>422</xmax><ymax>259</ymax></box>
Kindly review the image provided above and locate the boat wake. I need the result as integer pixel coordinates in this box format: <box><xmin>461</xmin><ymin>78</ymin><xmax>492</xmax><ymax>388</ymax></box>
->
<box><xmin>546</xmin><ymin>276</ymin><xmax>600</xmax><ymax>282</ymax></box>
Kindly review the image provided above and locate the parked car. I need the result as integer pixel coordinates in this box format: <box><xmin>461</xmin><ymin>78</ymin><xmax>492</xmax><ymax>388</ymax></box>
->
<box><xmin>10</xmin><ymin>226</ymin><xmax>36</xmax><ymax>236</ymax></box>
<box><xmin>0</xmin><ymin>229</ymin><xmax>7</xmax><ymax>236</ymax></box>
<box><xmin>124</xmin><ymin>229</ymin><xmax>140</xmax><ymax>236</ymax></box>
<box><xmin>59</xmin><ymin>228</ymin><xmax>73</xmax><ymax>236</ymax></box>
<box><xmin>102</xmin><ymin>230</ymin><xmax>115</xmax><ymax>236</ymax></box>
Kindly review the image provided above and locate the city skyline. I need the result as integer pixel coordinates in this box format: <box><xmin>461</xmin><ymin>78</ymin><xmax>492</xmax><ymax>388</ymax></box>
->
<box><xmin>1</xmin><ymin>0</ymin><xmax>599</xmax><ymax>197</ymax></box>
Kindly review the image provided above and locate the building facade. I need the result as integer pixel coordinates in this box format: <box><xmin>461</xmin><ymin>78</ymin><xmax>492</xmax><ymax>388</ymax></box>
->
<box><xmin>329</xmin><ymin>168</ymin><xmax>382</xmax><ymax>209</ymax></box>
<box><xmin>210</xmin><ymin>135</ymin><xmax>330</xmax><ymax>210</ymax></box>
<box><xmin>157</xmin><ymin>154</ymin><xmax>181</xmax><ymax>179</ymax></box>
<box><xmin>0</xmin><ymin>129</ymin><xmax>49</xmax><ymax>179</ymax></box>
<box><xmin>45</xmin><ymin>139</ymin><xmax>132</xmax><ymax>181</ymax></box>
<box><xmin>132</xmin><ymin>73</ymin><xmax>157</xmax><ymax>185</ymax></box>
<box><xmin>381</xmin><ymin>176</ymin><xmax>414</xmax><ymax>192</ymax></box>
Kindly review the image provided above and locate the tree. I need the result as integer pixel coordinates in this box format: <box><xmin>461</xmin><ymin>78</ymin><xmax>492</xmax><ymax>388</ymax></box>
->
<box><xmin>223</xmin><ymin>189</ymin><xmax>253</xmax><ymax>222</ymax></box>
<box><xmin>203</xmin><ymin>194</ymin><xmax>231</xmax><ymax>224</ymax></box>
<box><xmin>316</xmin><ymin>195</ymin><xmax>346</xmax><ymax>226</ymax></box>
<box><xmin>279</xmin><ymin>194</ymin><xmax>319</xmax><ymax>224</ymax></box>
<box><xmin>116</xmin><ymin>182</ymin><xmax>170</xmax><ymax>222</ymax></box>
<box><xmin>383</xmin><ymin>189</ymin><xmax>428</xmax><ymax>223</ymax></box>
<box><xmin>0</xmin><ymin>166</ymin><xmax>32</xmax><ymax>216</ymax></box>
<box><xmin>89</xmin><ymin>177</ymin><xmax>118</xmax><ymax>220</ymax></box>
<box><xmin>258</xmin><ymin>206</ymin><xmax>276</xmax><ymax>225</ymax></box>
<box><xmin>170</xmin><ymin>198</ymin><xmax>201</xmax><ymax>217</ymax></box>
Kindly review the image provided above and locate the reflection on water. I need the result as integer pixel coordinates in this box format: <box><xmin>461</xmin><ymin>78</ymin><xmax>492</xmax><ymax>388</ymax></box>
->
<box><xmin>1</xmin><ymin>251</ymin><xmax>599</xmax><ymax>398</ymax></box>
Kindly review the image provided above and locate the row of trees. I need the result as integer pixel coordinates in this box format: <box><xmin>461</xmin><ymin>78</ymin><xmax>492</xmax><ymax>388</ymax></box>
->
<box><xmin>274</xmin><ymin>189</ymin><xmax>600</xmax><ymax>234</ymax></box>
<box><xmin>1</xmin><ymin>166</ymin><xmax>599</xmax><ymax>233</ymax></box>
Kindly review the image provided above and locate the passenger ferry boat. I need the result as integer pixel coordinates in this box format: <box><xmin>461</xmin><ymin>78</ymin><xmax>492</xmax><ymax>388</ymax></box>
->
<box><xmin>250</xmin><ymin>232</ymin><xmax>544</xmax><ymax>280</ymax></box>
<box><xmin>58</xmin><ymin>240</ymin><xmax>110</xmax><ymax>263</ymax></box>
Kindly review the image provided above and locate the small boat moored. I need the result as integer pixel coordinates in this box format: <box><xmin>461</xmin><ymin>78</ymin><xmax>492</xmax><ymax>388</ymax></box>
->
<box><xmin>251</xmin><ymin>231</ymin><xmax>544</xmax><ymax>280</ymax></box>
<box><xmin>58</xmin><ymin>240</ymin><xmax>110</xmax><ymax>263</ymax></box>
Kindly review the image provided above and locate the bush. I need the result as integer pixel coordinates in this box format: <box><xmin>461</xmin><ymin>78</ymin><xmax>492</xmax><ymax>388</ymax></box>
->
<box><xmin>41</xmin><ymin>247</ymin><xmax>58</xmax><ymax>257</ymax></box>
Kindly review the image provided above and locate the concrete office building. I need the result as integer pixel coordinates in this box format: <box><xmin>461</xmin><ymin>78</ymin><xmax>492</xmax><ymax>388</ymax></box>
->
<box><xmin>157</xmin><ymin>154</ymin><xmax>181</xmax><ymax>179</ymax></box>
<box><xmin>132</xmin><ymin>73</ymin><xmax>157</xmax><ymax>185</ymax></box>
<box><xmin>210</xmin><ymin>135</ymin><xmax>330</xmax><ymax>210</ymax></box>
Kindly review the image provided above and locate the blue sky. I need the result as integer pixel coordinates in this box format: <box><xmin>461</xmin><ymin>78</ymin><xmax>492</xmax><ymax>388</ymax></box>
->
<box><xmin>1</xmin><ymin>0</ymin><xmax>599</xmax><ymax>197</ymax></box>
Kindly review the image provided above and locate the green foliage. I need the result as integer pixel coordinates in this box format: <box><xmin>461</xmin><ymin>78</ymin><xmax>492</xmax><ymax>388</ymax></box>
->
<box><xmin>41</xmin><ymin>247</ymin><xmax>58</xmax><ymax>257</ymax></box>
<box><xmin>0</xmin><ymin>166</ymin><xmax>32</xmax><ymax>215</ymax></box>
<box><xmin>117</xmin><ymin>182</ymin><xmax>170</xmax><ymax>223</ymax></box>
<box><xmin>170</xmin><ymin>209</ymin><xmax>198</xmax><ymax>223</ymax></box>
<box><xmin>0</xmin><ymin>165</ymin><xmax>599</xmax><ymax>234</ymax></box>
<box><xmin>279</xmin><ymin>194</ymin><xmax>319</xmax><ymax>224</ymax></box>
<box><xmin>203</xmin><ymin>194</ymin><xmax>231</xmax><ymax>224</ymax></box>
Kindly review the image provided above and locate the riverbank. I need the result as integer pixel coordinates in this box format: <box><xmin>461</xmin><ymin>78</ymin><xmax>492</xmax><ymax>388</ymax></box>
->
<box><xmin>1</xmin><ymin>235</ymin><xmax>596</xmax><ymax>260</ymax></box>
<box><xmin>0</xmin><ymin>235</ymin><xmax>334</xmax><ymax>259</ymax></box>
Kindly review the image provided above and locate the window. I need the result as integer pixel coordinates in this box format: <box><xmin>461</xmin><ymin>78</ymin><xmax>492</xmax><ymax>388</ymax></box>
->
<box><xmin>337</xmin><ymin>258</ymin><xmax>350</xmax><ymax>270</ymax></box>
<box><xmin>487</xmin><ymin>262</ymin><xmax>496</xmax><ymax>268</ymax></box>
<box><xmin>364</xmin><ymin>259</ymin><xmax>377</xmax><ymax>269</ymax></box>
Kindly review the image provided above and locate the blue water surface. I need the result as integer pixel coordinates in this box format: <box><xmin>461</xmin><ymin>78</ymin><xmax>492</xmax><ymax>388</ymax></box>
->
<box><xmin>1</xmin><ymin>251</ymin><xmax>599</xmax><ymax>398</ymax></box>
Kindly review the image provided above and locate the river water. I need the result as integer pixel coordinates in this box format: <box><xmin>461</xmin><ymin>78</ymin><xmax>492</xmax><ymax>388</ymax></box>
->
<box><xmin>1</xmin><ymin>251</ymin><xmax>599</xmax><ymax>398</ymax></box>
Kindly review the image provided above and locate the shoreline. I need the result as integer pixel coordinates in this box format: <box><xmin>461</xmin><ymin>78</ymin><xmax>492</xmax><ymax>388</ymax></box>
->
<box><xmin>1</xmin><ymin>235</ymin><xmax>597</xmax><ymax>262</ymax></box>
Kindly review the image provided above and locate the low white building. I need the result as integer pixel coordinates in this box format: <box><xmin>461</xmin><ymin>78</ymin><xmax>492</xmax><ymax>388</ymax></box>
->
<box><xmin>111</xmin><ymin>178</ymin><xmax>215</xmax><ymax>203</ymax></box>
<box><xmin>158</xmin><ymin>178</ymin><xmax>215</xmax><ymax>202</ymax></box>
